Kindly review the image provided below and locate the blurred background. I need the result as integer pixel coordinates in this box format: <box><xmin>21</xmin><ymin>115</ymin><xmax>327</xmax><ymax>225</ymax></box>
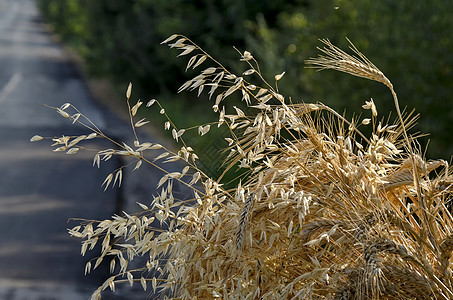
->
<box><xmin>1</xmin><ymin>0</ymin><xmax>452</xmax><ymax>299</ymax></box>
<box><xmin>0</xmin><ymin>0</ymin><xmax>137</xmax><ymax>298</ymax></box>
<box><xmin>37</xmin><ymin>0</ymin><xmax>453</xmax><ymax>162</ymax></box>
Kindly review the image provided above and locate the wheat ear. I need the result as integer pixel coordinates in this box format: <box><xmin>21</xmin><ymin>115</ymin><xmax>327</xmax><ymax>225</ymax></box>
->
<box><xmin>439</xmin><ymin>235</ymin><xmax>453</xmax><ymax>285</ymax></box>
<box><xmin>383</xmin><ymin>265</ymin><xmax>437</xmax><ymax>299</ymax></box>
<box><xmin>236</xmin><ymin>193</ymin><xmax>255</xmax><ymax>249</ymax></box>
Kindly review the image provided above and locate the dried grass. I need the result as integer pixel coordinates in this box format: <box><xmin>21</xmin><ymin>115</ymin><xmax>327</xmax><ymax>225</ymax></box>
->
<box><xmin>34</xmin><ymin>34</ymin><xmax>453</xmax><ymax>299</ymax></box>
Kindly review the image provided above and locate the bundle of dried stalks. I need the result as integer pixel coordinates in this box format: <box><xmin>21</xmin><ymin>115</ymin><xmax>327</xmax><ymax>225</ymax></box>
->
<box><xmin>34</xmin><ymin>35</ymin><xmax>453</xmax><ymax>299</ymax></box>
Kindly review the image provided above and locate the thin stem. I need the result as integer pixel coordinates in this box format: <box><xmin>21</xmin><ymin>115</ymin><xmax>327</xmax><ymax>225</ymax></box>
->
<box><xmin>390</xmin><ymin>88</ymin><xmax>435</xmax><ymax>249</ymax></box>
<box><xmin>126</xmin><ymin>97</ymin><xmax>140</xmax><ymax>145</ymax></box>
<box><xmin>319</xmin><ymin>103</ymin><xmax>371</xmax><ymax>145</ymax></box>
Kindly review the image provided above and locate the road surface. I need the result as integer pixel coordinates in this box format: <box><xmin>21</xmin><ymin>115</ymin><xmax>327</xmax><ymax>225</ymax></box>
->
<box><xmin>0</xmin><ymin>0</ymin><xmax>134</xmax><ymax>298</ymax></box>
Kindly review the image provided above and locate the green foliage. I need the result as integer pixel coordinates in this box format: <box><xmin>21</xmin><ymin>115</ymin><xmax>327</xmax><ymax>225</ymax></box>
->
<box><xmin>38</xmin><ymin>0</ymin><xmax>453</xmax><ymax>159</ymax></box>
<box><xmin>248</xmin><ymin>0</ymin><xmax>453</xmax><ymax>158</ymax></box>
<box><xmin>38</xmin><ymin>0</ymin><xmax>303</xmax><ymax>93</ymax></box>
<box><xmin>38</xmin><ymin>0</ymin><xmax>89</xmax><ymax>45</ymax></box>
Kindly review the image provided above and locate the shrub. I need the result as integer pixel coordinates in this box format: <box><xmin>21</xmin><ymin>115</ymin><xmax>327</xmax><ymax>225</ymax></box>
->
<box><xmin>33</xmin><ymin>35</ymin><xmax>453</xmax><ymax>299</ymax></box>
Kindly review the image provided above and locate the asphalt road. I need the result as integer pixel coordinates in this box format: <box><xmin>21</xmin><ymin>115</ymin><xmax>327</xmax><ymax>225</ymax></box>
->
<box><xmin>0</xmin><ymin>0</ymin><xmax>130</xmax><ymax>298</ymax></box>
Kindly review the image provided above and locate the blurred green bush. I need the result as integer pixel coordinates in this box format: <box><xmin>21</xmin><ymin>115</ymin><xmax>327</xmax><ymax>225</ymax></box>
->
<box><xmin>38</xmin><ymin>0</ymin><xmax>453</xmax><ymax>160</ymax></box>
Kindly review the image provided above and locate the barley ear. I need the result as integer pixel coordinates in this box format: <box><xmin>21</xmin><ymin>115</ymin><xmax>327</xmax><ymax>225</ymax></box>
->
<box><xmin>306</xmin><ymin>38</ymin><xmax>392</xmax><ymax>88</ymax></box>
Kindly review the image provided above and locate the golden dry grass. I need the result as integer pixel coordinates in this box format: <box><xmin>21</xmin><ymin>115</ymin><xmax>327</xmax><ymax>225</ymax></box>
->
<box><xmin>34</xmin><ymin>35</ymin><xmax>453</xmax><ymax>299</ymax></box>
